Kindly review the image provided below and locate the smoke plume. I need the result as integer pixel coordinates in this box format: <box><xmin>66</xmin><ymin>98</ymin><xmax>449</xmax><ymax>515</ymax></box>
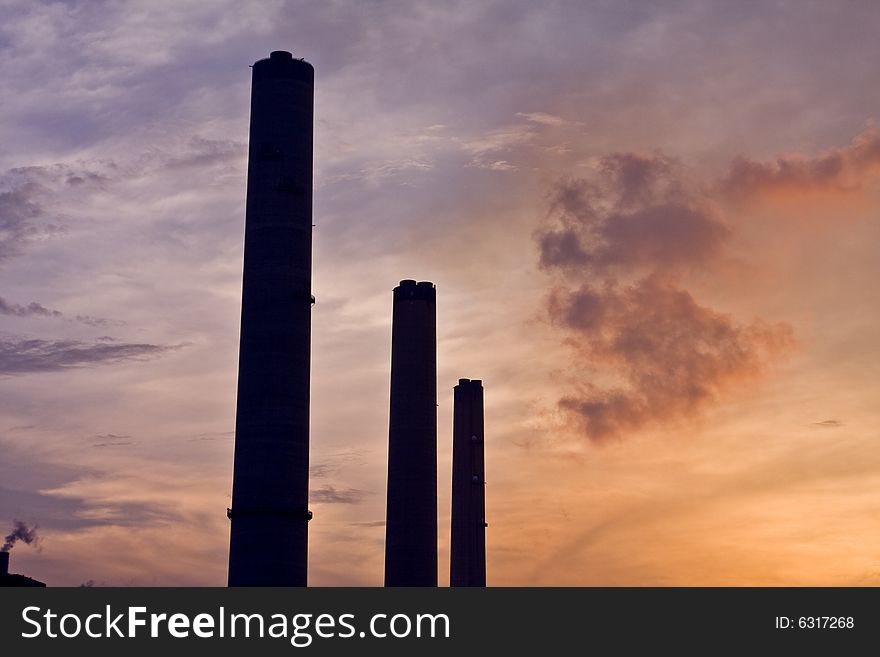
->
<box><xmin>2</xmin><ymin>520</ymin><xmax>39</xmax><ymax>552</ymax></box>
<box><xmin>537</xmin><ymin>152</ymin><xmax>793</xmax><ymax>442</ymax></box>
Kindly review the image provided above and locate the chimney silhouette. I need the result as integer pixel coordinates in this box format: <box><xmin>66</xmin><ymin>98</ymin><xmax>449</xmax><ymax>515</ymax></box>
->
<box><xmin>450</xmin><ymin>378</ymin><xmax>487</xmax><ymax>587</ymax></box>
<box><xmin>228</xmin><ymin>51</ymin><xmax>314</xmax><ymax>586</ymax></box>
<box><xmin>384</xmin><ymin>280</ymin><xmax>438</xmax><ymax>586</ymax></box>
<box><xmin>0</xmin><ymin>551</ymin><xmax>8</xmax><ymax>576</ymax></box>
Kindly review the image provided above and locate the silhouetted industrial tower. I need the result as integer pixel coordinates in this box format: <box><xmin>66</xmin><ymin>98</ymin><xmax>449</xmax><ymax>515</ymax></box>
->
<box><xmin>228</xmin><ymin>51</ymin><xmax>314</xmax><ymax>586</ymax></box>
<box><xmin>384</xmin><ymin>280</ymin><xmax>438</xmax><ymax>586</ymax></box>
<box><xmin>450</xmin><ymin>378</ymin><xmax>487</xmax><ymax>587</ymax></box>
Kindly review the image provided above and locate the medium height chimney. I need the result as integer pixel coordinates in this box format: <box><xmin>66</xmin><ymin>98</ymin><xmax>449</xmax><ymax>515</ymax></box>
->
<box><xmin>450</xmin><ymin>378</ymin><xmax>487</xmax><ymax>587</ymax></box>
<box><xmin>0</xmin><ymin>551</ymin><xmax>8</xmax><ymax>576</ymax></box>
<box><xmin>384</xmin><ymin>280</ymin><xmax>438</xmax><ymax>586</ymax></box>
<box><xmin>228</xmin><ymin>51</ymin><xmax>314</xmax><ymax>586</ymax></box>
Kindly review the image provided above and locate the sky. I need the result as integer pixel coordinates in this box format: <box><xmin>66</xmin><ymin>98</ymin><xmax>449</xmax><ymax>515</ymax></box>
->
<box><xmin>1</xmin><ymin>0</ymin><xmax>879</xmax><ymax>586</ymax></box>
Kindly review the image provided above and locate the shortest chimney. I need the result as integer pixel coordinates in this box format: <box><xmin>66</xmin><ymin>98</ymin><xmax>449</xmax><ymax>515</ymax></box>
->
<box><xmin>0</xmin><ymin>551</ymin><xmax>8</xmax><ymax>576</ymax></box>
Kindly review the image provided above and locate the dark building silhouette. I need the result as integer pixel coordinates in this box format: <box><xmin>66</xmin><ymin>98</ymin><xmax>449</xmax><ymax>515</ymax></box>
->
<box><xmin>450</xmin><ymin>378</ymin><xmax>487</xmax><ymax>587</ymax></box>
<box><xmin>384</xmin><ymin>280</ymin><xmax>438</xmax><ymax>586</ymax></box>
<box><xmin>0</xmin><ymin>551</ymin><xmax>45</xmax><ymax>587</ymax></box>
<box><xmin>228</xmin><ymin>51</ymin><xmax>314</xmax><ymax>587</ymax></box>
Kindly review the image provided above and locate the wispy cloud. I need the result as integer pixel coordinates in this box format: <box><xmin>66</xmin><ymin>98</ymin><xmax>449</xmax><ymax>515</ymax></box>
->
<box><xmin>462</xmin><ymin>125</ymin><xmax>534</xmax><ymax>156</ymax></box>
<box><xmin>92</xmin><ymin>434</ymin><xmax>135</xmax><ymax>448</ymax></box>
<box><xmin>0</xmin><ymin>294</ymin><xmax>119</xmax><ymax>326</ymax></box>
<box><xmin>516</xmin><ymin>111</ymin><xmax>569</xmax><ymax>126</ymax></box>
<box><xmin>467</xmin><ymin>159</ymin><xmax>518</xmax><ymax>171</ymax></box>
<box><xmin>814</xmin><ymin>419</ymin><xmax>844</xmax><ymax>428</ymax></box>
<box><xmin>0</xmin><ymin>338</ymin><xmax>183</xmax><ymax>375</ymax></box>
<box><xmin>309</xmin><ymin>451</ymin><xmax>369</xmax><ymax>479</ymax></box>
<box><xmin>310</xmin><ymin>486</ymin><xmax>368</xmax><ymax>505</ymax></box>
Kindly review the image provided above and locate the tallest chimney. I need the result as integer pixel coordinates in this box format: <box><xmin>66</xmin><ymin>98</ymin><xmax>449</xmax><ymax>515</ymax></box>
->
<box><xmin>228</xmin><ymin>51</ymin><xmax>314</xmax><ymax>587</ymax></box>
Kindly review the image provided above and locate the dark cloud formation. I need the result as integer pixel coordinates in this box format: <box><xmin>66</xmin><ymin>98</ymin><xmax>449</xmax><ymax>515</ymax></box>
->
<box><xmin>539</xmin><ymin>154</ymin><xmax>729</xmax><ymax>276</ymax></box>
<box><xmin>0</xmin><ymin>163</ymin><xmax>109</xmax><ymax>263</ymax></box>
<box><xmin>309</xmin><ymin>451</ymin><xmax>368</xmax><ymax>479</ymax></box>
<box><xmin>73</xmin><ymin>315</ymin><xmax>122</xmax><ymax>328</ymax></box>
<box><xmin>538</xmin><ymin>153</ymin><xmax>793</xmax><ymax>442</ymax></box>
<box><xmin>0</xmin><ymin>482</ymin><xmax>178</xmax><ymax>534</ymax></box>
<box><xmin>0</xmin><ymin>481</ymin><xmax>183</xmax><ymax>533</ymax></box>
<box><xmin>309</xmin><ymin>463</ymin><xmax>335</xmax><ymax>478</ymax></box>
<box><xmin>549</xmin><ymin>275</ymin><xmax>793</xmax><ymax>440</ymax></box>
<box><xmin>0</xmin><ymin>437</ymin><xmax>186</xmax><ymax>537</ymax></box>
<box><xmin>0</xmin><ymin>295</ymin><xmax>62</xmax><ymax>318</ymax></box>
<box><xmin>92</xmin><ymin>434</ymin><xmax>134</xmax><ymax>448</ymax></box>
<box><xmin>0</xmin><ymin>183</ymin><xmax>55</xmax><ymax>262</ymax></box>
<box><xmin>2</xmin><ymin>520</ymin><xmax>38</xmax><ymax>552</ymax></box>
<box><xmin>722</xmin><ymin>126</ymin><xmax>880</xmax><ymax>198</ymax></box>
<box><xmin>0</xmin><ymin>338</ymin><xmax>182</xmax><ymax>375</ymax></box>
<box><xmin>186</xmin><ymin>431</ymin><xmax>233</xmax><ymax>443</ymax></box>
<box><xmin>310</xmin><ymin>486</ymin><xmax>367</xmax><ymax>505</ymax></box>
<box><xmin>0</xmin><ymin>294</ymin><xmax>119</xmax><ymax>327</ymax></box>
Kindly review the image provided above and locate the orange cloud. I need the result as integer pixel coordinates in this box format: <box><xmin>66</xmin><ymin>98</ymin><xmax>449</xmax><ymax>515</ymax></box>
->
<box><xmin>537</xmin><ymin>152</ymin><xmax>793</xmax><ymax>442</ymax></box>
<box><xmin>538</xmin><ymin>154</ymin><xmax>729</xmax><ymax>276</ymax></box>
<box><xmin>550</xmin><ymin>275</ymin><xmax>793</xmax><ymax>441</ymax></box>
<box><xmin>722</xmin><ymin>125</ymin><xmax>880</xmax><ymax>202</ymax></box>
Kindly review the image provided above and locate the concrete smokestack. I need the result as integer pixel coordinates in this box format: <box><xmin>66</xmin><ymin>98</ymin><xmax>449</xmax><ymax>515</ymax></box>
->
<box><xmin>384</xmin><ymin>280</ymin><xmax>437</xmax><ymax>586</ymax></box>
<box><xmin>450</xmin><ymin>378</ymin><xmax>487</xmax><ymax>587</ymax></box>
<box><xmin>228</xmin><ymin>51</ymin><xmax>314</xmax><ymax>587</ymax></box>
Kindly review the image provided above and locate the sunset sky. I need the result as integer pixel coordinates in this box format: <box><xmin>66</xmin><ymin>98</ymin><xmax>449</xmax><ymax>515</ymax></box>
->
<box><xmin>2</xmin><ymin>0</ymin><xmax>880</xmax><ymax>586</ymax></box>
